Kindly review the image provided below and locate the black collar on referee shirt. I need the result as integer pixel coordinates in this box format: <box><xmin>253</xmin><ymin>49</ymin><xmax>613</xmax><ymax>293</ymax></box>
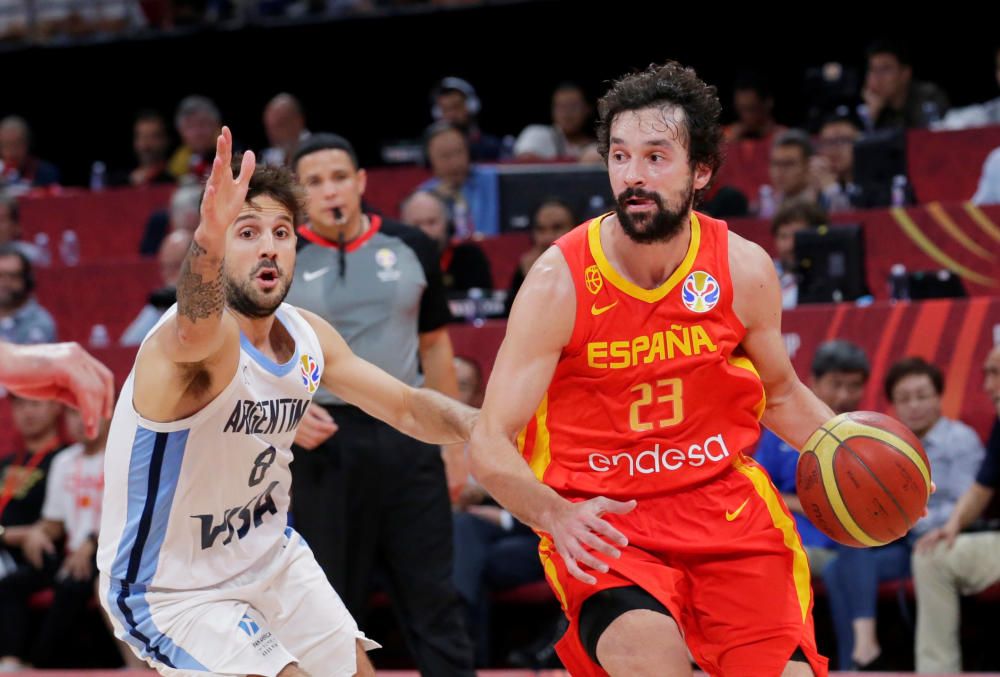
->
<box><xmin>297</xmin><ymin>214</ymin><xmax>382</xmax><ymax>252</ymax></box>
<box><xmin>298</xmin><ymin>215</ymin><xmax>383</xmax><ymax>279</ymax></box>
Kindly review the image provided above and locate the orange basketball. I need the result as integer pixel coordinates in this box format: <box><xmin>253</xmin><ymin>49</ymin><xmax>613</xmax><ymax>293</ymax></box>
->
<box><xmin>796</xmin><ymin>411</ymin><xmax>932</xmax><ymax>548</ymax></box>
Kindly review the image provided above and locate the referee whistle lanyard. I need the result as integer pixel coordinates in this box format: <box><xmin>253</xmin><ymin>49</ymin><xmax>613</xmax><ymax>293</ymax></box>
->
<box><xmin>0</xmin><ymin>438</ymin><xmax>61</xmax><ymax>523</ymax></box>
<box><xmin>338</xmin><ymin>231</ymin><xmax>346</xmax><ymax>279</ymax></box>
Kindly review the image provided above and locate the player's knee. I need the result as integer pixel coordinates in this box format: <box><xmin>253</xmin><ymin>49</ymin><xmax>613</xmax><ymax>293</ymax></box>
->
<box><xmin>595</xmin><ymin>609</ymin><xmax>689</xmax><ymax>676</ymax></box>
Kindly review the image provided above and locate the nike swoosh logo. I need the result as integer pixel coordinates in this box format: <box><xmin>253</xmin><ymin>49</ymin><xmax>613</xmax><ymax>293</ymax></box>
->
<box><xmin>591</xmin><ymin>300</ymin><xmax>619</xmax><ymax>316</ymax></box>
<box><xmin>303</xmin><ymin>267</ymin><xmax>331</xmax><ymax>282</ymax></box>
<box><xmin>725</xmin><ymin>497</ymin><xmax>751</xmax><ymax>522</ymax></box>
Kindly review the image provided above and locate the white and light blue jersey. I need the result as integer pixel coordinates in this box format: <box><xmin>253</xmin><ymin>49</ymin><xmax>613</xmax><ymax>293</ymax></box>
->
<box><xmin>97</xmin><ymin>303</ymin><xmax>325</xmax><ymax>594</ymax></box>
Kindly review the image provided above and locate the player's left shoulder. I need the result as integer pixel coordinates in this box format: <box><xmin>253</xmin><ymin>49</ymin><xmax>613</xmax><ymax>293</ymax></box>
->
<box><xmin>727</xmin><ymin>231</ymin><xmax>778</xmax><ymax>293</ymax></box>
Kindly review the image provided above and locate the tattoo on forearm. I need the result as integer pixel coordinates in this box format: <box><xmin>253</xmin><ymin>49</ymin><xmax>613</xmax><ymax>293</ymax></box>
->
<box><xmin>177</xmin><ymin>241</ymin><xmax>225</xmax><ymax>322</ymax></box>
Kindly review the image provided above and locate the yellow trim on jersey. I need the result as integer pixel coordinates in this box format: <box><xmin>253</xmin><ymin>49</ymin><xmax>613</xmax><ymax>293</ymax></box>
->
<box><xmin>825</xmin><ymin>415</ymin><xmax>932</xmax><ymax>499</ymax></box>
<box><xmin>516</xmin><ymin>426</ymin><xmax>528</xmax><ymax>455</ymax></box>
<box><xmin>733</xmin><ymin>457</ymin><xmax>811</xmax><ymax>622</ymax></box>
<box><xmin>727</xmin><ymin>355</ymin><xmax>766</xmax><ymax>420</ymax></box>
<box><xmin>804</xmin><ymin>426</ymin><xmax>882</xmax><ymax>547</ymax></box>
<box><xmin>528</xmin><ymin>394</ymin><xmax>551</xmax><ymax>482</ymax></box>
<box><xmin>539</xmin><ymin>536</ymin><xmax>568</xmax><ymax>610</ymax></box>
<box><xmin>587</xmin><ymin>212</ymin><xmax>702</xmax><ymax>303</ymax></box>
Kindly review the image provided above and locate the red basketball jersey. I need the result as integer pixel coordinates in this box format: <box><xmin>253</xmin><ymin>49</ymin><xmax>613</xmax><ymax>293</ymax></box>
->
<box><xmin>519</xmin><ymin>212</ymin><xmax>766</xmax><ymax>498</ymax></box>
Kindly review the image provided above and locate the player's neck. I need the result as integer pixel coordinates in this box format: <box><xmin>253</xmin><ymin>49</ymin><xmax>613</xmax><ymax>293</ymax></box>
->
<box><xmin>232</xmin><ymin>311</ymin><xmax>278</xmax><ymax>351</ymax></box>
<box><xmin>604</xmin><ymin>213</ymin><xmax>693</xmax><ymax>290</ymax></box>
<box><xmin>231</xmin><ymin>310</ymin><xmax>296</xmax><ymax>364</ymax></box>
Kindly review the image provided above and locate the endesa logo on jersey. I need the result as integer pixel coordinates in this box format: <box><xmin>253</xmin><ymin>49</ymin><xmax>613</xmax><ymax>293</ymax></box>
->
<box><xmin>588</xmin><ymin>432</ymin><xmax>731</xmax><ymax>477</ymax></box>
<box><xmin>300</xmin><ymin>354</ymin><xmax>320</xmax><ymax>394</ymax></box>
<box><xmin>682</xmin><ymin>271</ymin><xmax>720</xmax><ymax>313</ymax></box>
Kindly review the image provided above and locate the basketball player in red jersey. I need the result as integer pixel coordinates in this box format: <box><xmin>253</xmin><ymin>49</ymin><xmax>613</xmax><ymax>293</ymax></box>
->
<box><xmin>469</xmin><ymin>62</ymin><xmax>835</xmax><ymax>677</ymax></box>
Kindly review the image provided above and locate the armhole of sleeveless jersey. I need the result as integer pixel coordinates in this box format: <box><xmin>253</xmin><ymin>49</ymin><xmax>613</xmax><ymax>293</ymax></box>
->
<box><xmin>131</xmin><ymin>364</ymin><xmax>243</xmax><ymax>433</ymax></box>
<box><xmin>716</xmin><ymin>221</ymin><xmax>749</xmax><ymax>342</ymax></box>
<box><xmin>554</xmin><ymin>242</ymin><xmax>587</xmax><ymax>357</ymax></box>
<box><xmin>128</xmin><ymin>305</ymin><xmax>242</xmax><ymax>433</ymax></box>
<box><xmin>279</xmin><ymin>304</ymin><xmax>325</xmax><ymax>368</ymax></box>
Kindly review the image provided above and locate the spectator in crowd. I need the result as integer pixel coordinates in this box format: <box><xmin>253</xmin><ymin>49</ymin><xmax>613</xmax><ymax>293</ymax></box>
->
<box><xmin>431</xmin><ymin>77</ymin><xmax>505</xmax><ymax>161</ymax></box>
<box><xmin>110</xmin><ymin>110</ymin><xmax>173</xmax><ymax>187</ymax></box>
<box><xmin>972</xmin><ymin>145</ymin><xmax>1000</xmax><ymax>205</ymax></box>
<box><xmin>724</xmin><ymin>74</ymin><xmax>785</xmax><ymax>141</ymax></box>
<box><xmin>419</xmin><ymin>121</ymin><xmax>500</xmax><ymax>237</ymax></box>
<box><xmin>861</xmin><ymin>40</ymin><xmax>950</xmax><ymax>131</ymax></box>
<box><xmin>513</xmin><ymin>82</ymin><xmax>598</xmax><ymax>161</ymax></box>
<box><xmin>289</xmin><ymin>133</ymin><xmax>475</xmax><ymax>676</ymax></box>
<box><xmin>400</xmin><ymin>190</ymin><xmax>492</xmax><ymax>293</ymax></box>
<box><xmin>823</xmin><ymin>356</ymin><xmax>984</xmax><ymax>670</ymax></box>
<box><xmin>812</xmin><ymin>110</ymin><xmax>862</xmax><ymax>213</ymax></box>
<box><xmin>120</xmin><ymin>229</ymin><xmax>191</xmax><ymax>346</ymax></box>
<box><xmin>138</xmin><ymin>182</ymin><xmax>202</xmax><ymax>255</ymax></box>
<box><xmin>505</xmin><ymin>198</ymin><xmax>575</xmax><ymax>314</ymax></box>
<box><xmin>167</xmin><ymin>95</ymin><xmax>223</xmax><ymax>183</ymax></box>
<box><xmin>17</xmin><ymin>407</ymin><xmax>111</xmax><ymax>667</ymax></box>
<box><xmin>0</xmin><ymin>116</ymin><xmax>60</xmax><ymax>194</ymax></box>
<box><xmin>766</xmin><ymin>129</ymin><xmax>819</xmax><ymax>214</ymax></box>
<box><xmin>0</xmin><ymin>3</ymin><xmax>29</xmax><ymax>41</ymax></box>
<box><xmin>0</xmin><ymin>195</ymin><xmax>42</xmax><ymax>263</ymax></box>
<box><xmin>454</xmin><ymin>355</ymin><xmax>483</xmax><ymax>409</ymax></box>
<box><xmin>934</xmin><ymin>45</ymin><xmax>1000</xmax><ymax>130</ymax></box>
<box><xmin>450</xmin><ymin>354</ymin><xmax>543</xmax><ymax>665</ymax></box>
<box><xmin>770</xmin><ymin>198</ymin><xmax>827</xmax><ymax>309</ymax></box>
<box><xmin>0</xmin><ymin>394</ymin><xmax>66</xmax><ymax>671</ymax></box>
<box><xmin>261</xmin><ymin>92</ymin><xmax>310</xmax><ymax>167</ymax></box>
<box><xmin>32</xmin><ymin>0</ymin><xmax>146</xmax><ymax>39</ymax></box>
<box><xmin>912</xmin><ymin>344</ymin><xmax>1000</xmax><ymax>673</ymax></box>
<box><xmin>0</xmin><ymin>244</ymin><xmax>56</xmax><ymax>344</ymax></box>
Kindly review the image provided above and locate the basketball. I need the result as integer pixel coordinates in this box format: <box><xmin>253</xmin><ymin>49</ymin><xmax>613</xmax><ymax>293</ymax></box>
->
<box><xmin>796</xmin><ymin>411</ymin><xmax>932</xmax><ymax>548</ymax></box>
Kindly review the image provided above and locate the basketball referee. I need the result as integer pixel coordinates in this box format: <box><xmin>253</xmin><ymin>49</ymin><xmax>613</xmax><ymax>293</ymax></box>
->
<box><xmin>286</xmin><ymin>133</ymin><xmax>474</xmax><ymax>676</ymax></box>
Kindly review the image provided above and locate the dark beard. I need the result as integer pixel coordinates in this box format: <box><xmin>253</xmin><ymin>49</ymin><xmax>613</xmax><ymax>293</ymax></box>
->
<box><xmin>224</xmin><ymin>263</ymin><xmax>290</xmax><ymax>319</ymax></box>
<box><xmin>614</xmin><ymin>181</ymin><xmax>693</xmax><ymax>244</ymax></box>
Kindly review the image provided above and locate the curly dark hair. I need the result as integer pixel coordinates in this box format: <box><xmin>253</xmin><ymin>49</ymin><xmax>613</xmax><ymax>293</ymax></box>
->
<box><xmin>233</xmin><ymin>156</ymin><xmax>304</xmax><ymax>226</ymax></box>
<box><xmin>597</xmin><ymin>61</ymin><xmax>724</xmax><ymax>204</ymax></box>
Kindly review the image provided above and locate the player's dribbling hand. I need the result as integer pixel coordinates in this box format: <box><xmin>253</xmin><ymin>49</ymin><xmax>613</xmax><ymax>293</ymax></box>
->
<box><xmin>198</xmin><ymin>127</ymin><xmax>255</xmax><ymax>244</ymax></box>
<box><xmin>544</xmin><ymin>496</ymin><xmax>637</xmax><ymax>585</ymax></box>
<box><xmin>294</xmin><ymin>403</ymin><xmax>339</xmax><ymax>450</ymax></box>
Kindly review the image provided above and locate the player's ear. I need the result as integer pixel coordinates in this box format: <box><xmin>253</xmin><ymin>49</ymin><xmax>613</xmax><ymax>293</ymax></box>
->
<box><xmin>692</xmin><ymin>163</ymin><xmax>712</xmax><ymax>191</ymax></box>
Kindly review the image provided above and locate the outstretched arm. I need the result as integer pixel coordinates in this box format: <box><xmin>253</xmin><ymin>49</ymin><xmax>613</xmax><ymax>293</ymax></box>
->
<box><xmin>300</xmin><ymin>310</ymin><xmax>476</xmax><ymax>445</ymax></box>
<box><xmin>155</xmin><ymin>127</ymin><xmax>254</xmax><ymax>365</ymax></box>
<box><xmin>468</xmin><ymin>247</ymin><xmax>634</xmax><ymax>585</ymax></box>
<box><xmin>0</xmin><ymin>341</ymin><xmax>114</xmax><ymax>438</ymax></box>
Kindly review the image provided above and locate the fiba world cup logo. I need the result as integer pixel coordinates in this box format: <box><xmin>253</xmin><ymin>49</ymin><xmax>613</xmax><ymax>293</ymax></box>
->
<box><xmin>584</xmin><ymin>265</ymin><xmax>603</xmax><ymax>295</ymax></box>
<box><xmin>681</xmin><ymin>271</ymin><xmax>720</xmax><ymax>313</ymax></box>
<box><xmin>300</xmin><ymin>354</ymin><xmax>320</xmax><ymax>394</ymax></box>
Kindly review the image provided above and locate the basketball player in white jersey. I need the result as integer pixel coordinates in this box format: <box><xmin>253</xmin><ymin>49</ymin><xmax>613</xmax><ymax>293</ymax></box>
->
<box><xmin>96</xmin><ymin>128</ymin><xmax>476</xmax><ymax>677</ymax></box>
